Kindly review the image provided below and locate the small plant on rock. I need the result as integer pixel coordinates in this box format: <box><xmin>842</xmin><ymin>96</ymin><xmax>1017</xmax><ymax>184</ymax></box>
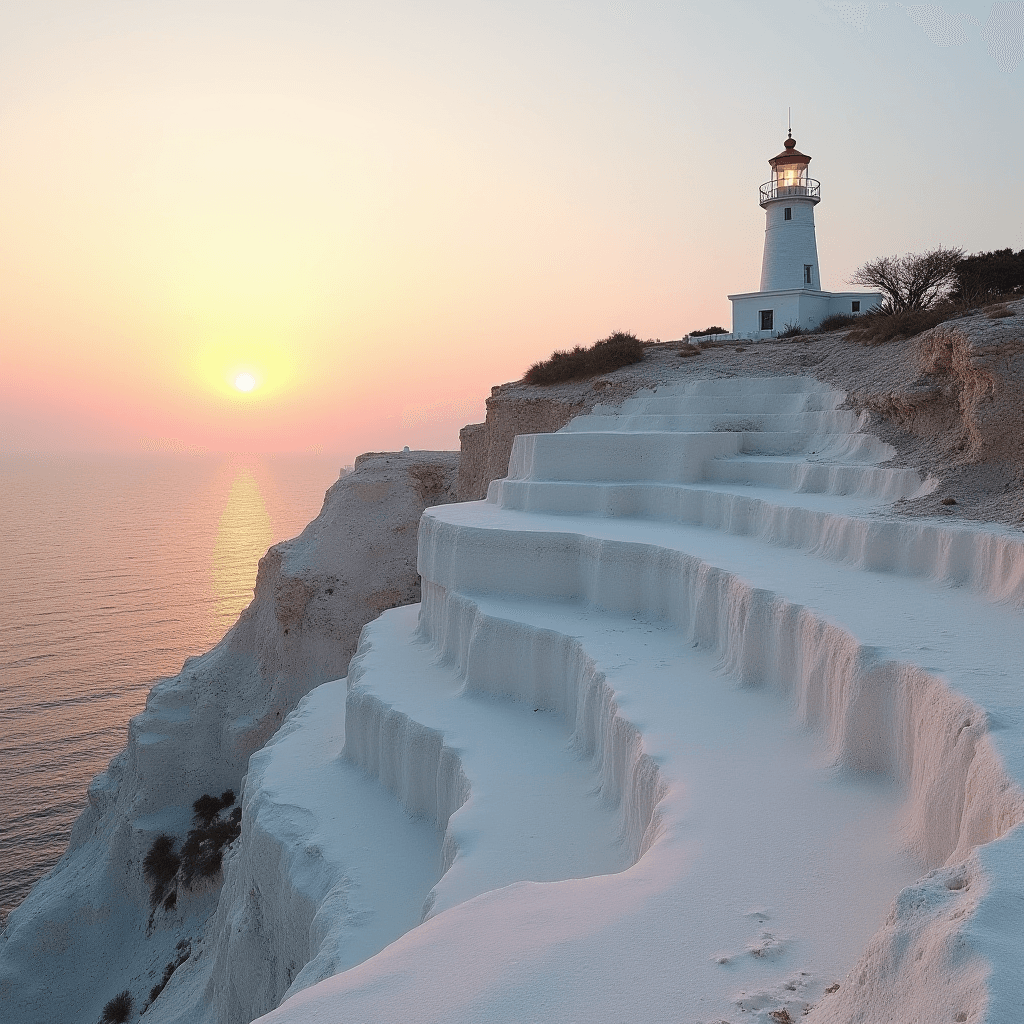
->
<box><xmin>192</xmin><ymin>794</ymin><xmax>224</xmax><ymax>825</ymax></box>
<box><xmin>143</xmin><ymin>834</ymin><xmax>180</xmax><ymax>908</ymax></box>
<box><xmin>100</xmin><ymin>990</ymin><xmax>133</xmax><ymax>1024</ymax></box>
<box><xmin>179</xmin><ymin>794</ymin><xmax>243</xmax><ymax>886</ymax></box>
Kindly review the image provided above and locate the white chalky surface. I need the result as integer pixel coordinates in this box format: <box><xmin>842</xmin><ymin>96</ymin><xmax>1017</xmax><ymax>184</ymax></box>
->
<box><xmin>248</xmin><ymin>377</ymin><xmax>1024</xmax><ymax>1023</ymax></box>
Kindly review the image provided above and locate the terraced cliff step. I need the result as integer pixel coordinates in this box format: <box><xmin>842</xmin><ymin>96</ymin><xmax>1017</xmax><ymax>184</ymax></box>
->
<box><xmin>341</xmin><ymin>589</ymin><xmax>919</xmax><ymax>1015</ymax></box>
<box><xmin>345</xmin><ymin>604</ymin><xmax>628</xmax><ymax>917</ymax></box>
<box><xmin>259</xmin><ymin>375</ymin><xmax>1024</xmax><ymax>1024</ymax></box>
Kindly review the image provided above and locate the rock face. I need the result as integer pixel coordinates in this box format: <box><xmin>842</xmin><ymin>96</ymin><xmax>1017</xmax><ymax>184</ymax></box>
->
<box><xmin>849</xmin><ymin>305</ymin><xmax>1024</xmax><ymax>465</ymax></box>
<box><xmin>458</xmin><ymin>394</ymin><xmax>588</xmax><ymax>501</ymax></box>
<box><xmin>0</xmin><ymin>451</ymin><xmax>458</xmax><ymax>1024</ymax></box>
<box><xmin>457</xmin><ymin>374</ymin><xmax>655</xmax><ymax>501</ymax></box>
<box><xmin>917</xmin><ymin>314</ymin><xmax>1024</xmax><ymax>463</ymax></box>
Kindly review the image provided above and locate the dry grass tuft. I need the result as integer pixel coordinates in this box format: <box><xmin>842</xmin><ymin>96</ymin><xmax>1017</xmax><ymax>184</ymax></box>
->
<box><xmin>815</xmin><ymin>312</ymin><xmax>862</xmax><ymax>333</ymax></box>
<box><xmin>986</xmin><ymin>303</ymin><xmax>1014</xmax><ymax>319</ymax></box>
<box><xmin>847</xmin><ymin>307</ymin><xmax>951</xmax><ymax>346</ymax></box>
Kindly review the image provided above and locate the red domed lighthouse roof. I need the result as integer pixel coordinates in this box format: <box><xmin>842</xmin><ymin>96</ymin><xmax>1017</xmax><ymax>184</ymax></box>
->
<box><xmin>769</xmin><ymin>135</ymin><xmax>812</xmax><ymax>167</ymax></box>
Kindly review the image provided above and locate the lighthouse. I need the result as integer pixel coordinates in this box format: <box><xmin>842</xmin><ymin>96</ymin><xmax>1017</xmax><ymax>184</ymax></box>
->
<box><xmin>728</xmin><ymin>131</ymin><xmax>881</xmax><ymax>337</ymax></box>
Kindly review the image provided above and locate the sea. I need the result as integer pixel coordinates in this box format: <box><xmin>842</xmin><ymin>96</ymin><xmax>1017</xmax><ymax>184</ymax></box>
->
<box><xmin>0</xmin><ymin>453</ymin><xmax>345</xmax><ymax>922</ymax></box>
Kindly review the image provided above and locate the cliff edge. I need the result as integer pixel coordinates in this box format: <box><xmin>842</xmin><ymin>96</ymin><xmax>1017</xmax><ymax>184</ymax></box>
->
<box><xmin>0</xmin><ymin>451</ymin><xmax>458</xmax><ymax>1024</ymax></box>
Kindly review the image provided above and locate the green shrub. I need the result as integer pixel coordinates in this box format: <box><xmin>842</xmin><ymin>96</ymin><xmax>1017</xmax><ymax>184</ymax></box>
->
<box><xmin>100</xmin><ymin>990</ymin><xmax>132</xmax><ymax>1024</ymax></box>
<box><xmin>524</xmin><ymin>332</ymin><xmax>644</xmax><ymax>385</ymax></box>
<box><xmin>687</xmin><ymin>326</ymin><xmax>727</xmax><ymax>338</ymax></box>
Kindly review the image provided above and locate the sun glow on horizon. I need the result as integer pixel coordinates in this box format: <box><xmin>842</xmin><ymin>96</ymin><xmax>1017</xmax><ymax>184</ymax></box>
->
<box><xmin>188</xmin><ymin>340</ymin><xmax>298</xmax><ymax>404</ymax></box>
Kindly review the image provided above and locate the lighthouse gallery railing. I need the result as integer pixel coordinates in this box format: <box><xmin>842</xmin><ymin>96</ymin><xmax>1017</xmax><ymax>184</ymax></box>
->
<box><xmin>759</xmin><ymin>179</ymin><xmax>821</xmax><ymax>204</ymax></box>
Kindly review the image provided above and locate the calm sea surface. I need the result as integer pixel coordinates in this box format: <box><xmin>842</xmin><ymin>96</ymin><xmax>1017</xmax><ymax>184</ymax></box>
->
<box><xmin>0</xmin><ymin>454</ymin><xmax>343</xmax><ymax>920</ymax></box>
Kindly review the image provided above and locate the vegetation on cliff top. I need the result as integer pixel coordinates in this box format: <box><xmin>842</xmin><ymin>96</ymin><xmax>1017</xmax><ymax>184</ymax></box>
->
<box><xmin>524</xmin><ymin>331</ymin><xmax>644</xmax><ymax>385</ymax></box>
<box><xmin>842</xmin><ymin>246</ymin><xmax>1022</xmax><ymax>346</ymax></box>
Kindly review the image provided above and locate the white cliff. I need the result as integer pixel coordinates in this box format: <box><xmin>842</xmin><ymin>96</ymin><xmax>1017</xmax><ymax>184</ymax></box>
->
<box><xmin>251</xmin><ymin>375</ymin><xmax>1024</xmax><ymax>1024</ymax></box>
<box><xmin>0</xmin><ymin>451</ymin><xmax>458</xmax><ymax>1024</ymax></box>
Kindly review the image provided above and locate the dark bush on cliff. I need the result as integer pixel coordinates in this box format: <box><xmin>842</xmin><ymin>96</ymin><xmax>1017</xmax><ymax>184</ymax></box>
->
<box><xmin>143</xmin><ymin>834</ymin><xmax>180</xmax><ymax>887</ymax></box>
<box><xmin>179</xmin><ymin>798</ymin><xmax>242</xmax><ymax>885</ymax></box>
<box><xmin>524</xmin><ymin>331</ymin><xmax>644</xmax><ymax>385</ymax></box>
<box><xmin>143</xmin><ymin>834</ymin><xmax>180</xmax><ymax>906</ymax></box>
<box><xmin>100</xmin><ymin>990</ymin><xmax>133</xmax><ymax>1024</ymax></box>
<box><xmin>950</xmin><ymin>248</ymin><xmax>1024</xmax><ymax>303</ymax></box>
<box><xmin>192</xmin><ymin>794</ymin><xmax>224</xmax><ymax>825</ymax></box>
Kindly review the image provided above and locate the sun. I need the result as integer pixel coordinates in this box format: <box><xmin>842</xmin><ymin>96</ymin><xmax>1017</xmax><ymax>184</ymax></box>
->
<box><xmin>234</xmin><ymin>372</ymin><xmax>257</xmax><ymax>393</ymax></box>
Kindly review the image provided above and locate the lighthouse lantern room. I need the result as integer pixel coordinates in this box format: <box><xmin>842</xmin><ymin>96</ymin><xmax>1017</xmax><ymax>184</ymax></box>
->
<box><xmin>727</xmin><ymin>130</ymin><xmax>881</xmax><ymax>339</ymax></box>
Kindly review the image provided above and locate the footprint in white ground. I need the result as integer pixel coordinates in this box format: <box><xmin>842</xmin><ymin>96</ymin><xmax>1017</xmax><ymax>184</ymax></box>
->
<box><xmin>746</xmin><ymin>930</ymin><xmax>788</xmax><ymax>959</ymax></box>
<box><xmin>711</xmin><ymin>909</ymin><xmax>776</xmax><ymax>966</ymax></box>
<box><xmin>732</xmin><ymin>971</ymin><xmax>813</xmax><ymax>1022</ymax></box>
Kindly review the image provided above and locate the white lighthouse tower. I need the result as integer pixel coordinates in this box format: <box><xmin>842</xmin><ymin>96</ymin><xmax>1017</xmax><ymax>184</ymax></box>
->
<box><xmin>728</xmin><ymin>130</ymin><xmax>881</xmax><ymax>337</ymax></box>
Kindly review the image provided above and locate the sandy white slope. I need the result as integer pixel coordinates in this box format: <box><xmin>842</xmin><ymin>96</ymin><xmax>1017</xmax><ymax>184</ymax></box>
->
<box><xmin>255</xmin><ymin>377</ymin><xmax>1024</xmax><ymax>1024</ymax></box>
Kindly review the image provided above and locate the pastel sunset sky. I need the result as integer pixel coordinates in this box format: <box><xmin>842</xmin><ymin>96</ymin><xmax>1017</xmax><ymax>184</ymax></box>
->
<box><xmin>2</xmin><ymin>1</ymin><xmax>1021</xmax><ymax>462</ymax></box>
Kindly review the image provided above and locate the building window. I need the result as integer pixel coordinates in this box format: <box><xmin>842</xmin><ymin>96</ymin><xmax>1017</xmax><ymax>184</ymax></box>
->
<box><xmin>784</xmin><ymin>208</ymin><xmax>792</xmax><ymax>221</ymax></box>
<box><xmin>852</xmin><ymin>300</ymin><xmax>861</xmax><ymax>313</ymax></box>
<box><xmin>760</xmin><ymin>309</ymin><xmax>774</xmax><ymax>331</ymax></box>
<box><xmin>804</xmin><ymin>265</ymin><xmax>813</xmax><ymax>284</ymax></box>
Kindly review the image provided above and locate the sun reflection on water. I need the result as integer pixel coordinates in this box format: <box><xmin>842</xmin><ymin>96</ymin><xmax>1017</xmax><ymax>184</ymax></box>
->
<box><xmin>212</xmin><ymin>467</ymin><xmax>273</xmax><ymax>631</ymax></box>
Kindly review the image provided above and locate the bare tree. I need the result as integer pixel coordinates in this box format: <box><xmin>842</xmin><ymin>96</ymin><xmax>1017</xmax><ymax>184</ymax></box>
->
<box><xmin>850</xmin><ymin>246</ymin><xmax>964</xmax><ymax>314</ymax></box>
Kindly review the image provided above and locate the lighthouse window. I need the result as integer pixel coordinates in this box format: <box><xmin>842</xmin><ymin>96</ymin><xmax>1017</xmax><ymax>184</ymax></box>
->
<box><xmin>804</xmin><ymin>265</ymin><xmax>813</xmax><ymax>284</ymax></box>
<box><xmin>784</xmin><ymin>207</ymin><xmax>792</xmax><ymax>221</ymax></box>
<box><xmin>852</xmin><ymin>301</ymin><xmax>861</xmax><ymax>313</ymax></box>
<box><xmin>760</xmin><ymin>309</ymin><xmax>774</xmax><ymax>331</ymax></box>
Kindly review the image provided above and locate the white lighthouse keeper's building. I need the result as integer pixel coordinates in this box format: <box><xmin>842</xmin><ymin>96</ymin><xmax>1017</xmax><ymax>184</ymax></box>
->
<box><xmin>728</xmin><ymin>133</ymin><xmax>881</xmax><ymax>337</ymax></box>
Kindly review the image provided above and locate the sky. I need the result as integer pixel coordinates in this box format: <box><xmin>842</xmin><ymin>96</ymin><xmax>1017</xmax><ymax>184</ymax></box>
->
<box><xmin>1</xmin><ymin>0</ymin><xmax>1021</xmax><ymax>462</ymax></box>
